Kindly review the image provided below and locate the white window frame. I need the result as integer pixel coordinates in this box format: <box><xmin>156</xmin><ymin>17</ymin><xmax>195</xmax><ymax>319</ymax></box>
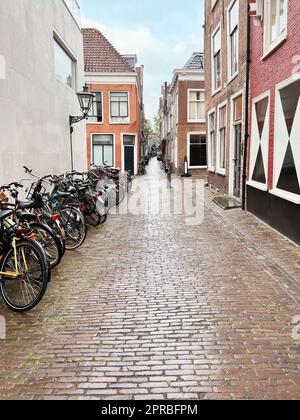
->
<box><xmin>121</xmin><ymin>133</ymin><xmax>138</xmax><ymax>175</ymax></box>
<box><xmin>216</xmin><ymin>99</ymin><xmax>228</xmax><ymax>176</ymax></box>
<box><xmin>90</xmin><ymin>133</ymin><xmax>116</xmax><ymax>167</ymax></box>
<box><xmin>109</xmin><ymin>91</ymin><xmax>130</xmax><ymax>125</ymax></box>
<box><xmin>263</xmin><ymin>0</ymin><xmax>288</xmax><ymax>59</ymax></box>
<box><xmin>187</xmin><ymin>89</ymin><xmax>206</xmax><ymax>123</ymax></box>
<box><xmin>87</xmin><ymin>90</ymin><xmax>104</xmax><ymax>125</ymax></box>
<box><xmin>247</xmin><ymin>90</ymin><xmax>270</xmax><ymax>192</ymax></box>
<box><xmin>211</xmin><ymin>23</ymin><xmax>222</xmax><ymax>96</ymax></box>
<box><xmin>53</xmin><ymin>29</ymin><xmax>77</xmax><ymax>91</ymax></box>
<box><xmin>211</xmin><ymin>0</ymin><xmax>218</xmax><ymax>10</ymax></box>
<box><xmin>227</xmin><ymin>0</ymin><xmax>239</xmax><ymax>83</ymax></box>
<box><xmin>270</xmin><ymin>72</ymin><xmax>300</xmax><ymax>204</ymax></box>
<box><xmin>207</xmin><ymin>107</ymin><xmax>217</xmax><ymax>172</ymax></box>
<box><xmin>187</xmin><ymin>132</ymin><xmax>208</xmax><ymax>169</ymax></box>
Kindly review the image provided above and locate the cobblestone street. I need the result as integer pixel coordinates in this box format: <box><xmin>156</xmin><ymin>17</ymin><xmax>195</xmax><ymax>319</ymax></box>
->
<box><xmin>0</xmin><ymin>159</ymin><xmax>299</xmax><ymax>400</ymax></box>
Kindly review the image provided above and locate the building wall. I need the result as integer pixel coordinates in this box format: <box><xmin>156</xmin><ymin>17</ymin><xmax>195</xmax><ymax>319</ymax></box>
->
<box><xmin>86</xmin><ymin>83</ymin><xmax>140</xmax><ymax>173</ymax></box>
<box><xmin>0</xmin><ymin>0</ymin><xmax>86</xmax><ymax>185</ymax></box>
<box><xmin>204</xmin><ymin>0</ymin><xmax>248</xmax><ymax>195</ymax></box>
<box><xmin>247</xmin><ymin>0</ymin><xmax>300</xmax><ymax>244</ymax></box>
<box><xmin>177</xmin><ymin>80</ymin><xmax>207</xmax><ymax>176</ymax></box>
<box><xmin>249</xmin><ymin>0</ymin><xmax>299</xmax><ymax>187</ymax></box>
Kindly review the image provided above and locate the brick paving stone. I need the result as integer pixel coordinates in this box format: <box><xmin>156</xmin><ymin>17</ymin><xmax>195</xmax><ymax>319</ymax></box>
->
<box><xmin>0</xmin><ymin>159</ymin><xmax>299</xmax><ymax>400</ymax></box>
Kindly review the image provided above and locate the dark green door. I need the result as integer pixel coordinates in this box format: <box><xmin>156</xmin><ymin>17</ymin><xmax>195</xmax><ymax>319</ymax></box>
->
<box><xmin>124</xmin><ymin>146</ymin><xmax>135</xmax><ymax>174</ymax></box>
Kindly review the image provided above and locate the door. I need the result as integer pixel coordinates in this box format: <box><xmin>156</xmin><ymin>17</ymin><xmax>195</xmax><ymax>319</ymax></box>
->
<box><xmin>124</xmin><ymin>146</ymin><xmax>135</xmax><ymax>174</ymax></box>
<box><xmin>123</xmin><ymin>135</ymin><xmax>136</xmax><ymax>174</ymax></box>
<box><xmin>233</xmin><ymin>124</ymin><xmax>242</xmax><ymax>198</ymax></box>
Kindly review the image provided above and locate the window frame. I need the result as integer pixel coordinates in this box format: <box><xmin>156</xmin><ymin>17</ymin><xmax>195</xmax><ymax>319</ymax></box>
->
<box><xmin>270</xmin><ymin>72</ymin><xmax>300</xmax><ymax>204</ymax></box>
<box><xmin>216</xmin><ymin>100</ymin><xmax>228</xmax><ymax>175</ymax></box>
<box><xmin>53</xmin><ymin>31</ymin><xmax>77</xmax><ymax>91</ymax></box>
<box><xmin>227</xmin><ymin>0</ymin><xmax>239</xmax><ymax>83</ymax></box>
<box><xmin>187</xmin><ymin>89</ymin><xmax>206</xmax><ymax>123</ymax></box>
<box><xmin>247</xmin><ymin>90</ymin><xmax>270</xmax><ymax>192</ymax></box>
<box><xmin>109</xmin><ymin>91</ymin><xmax>130</xmax><ymax>124</ymax></box>
<box><xmin>263</xmin><ymin>0</ymin><xmax>288</xmax><ymax>58</ymax></box>
<box><xmin>208</xmin><ymin>108</ymin><xmax>217</xmax><ymax>172</ymax></box>
<box><xmin>91</xmin><ymin>133</ymin><xmax>115</xmax><ymax>167</ymax></box>
<box><xmin>211</xmin><ymin>23</ymin><xmax>222</xmax><ymax>95</ymax></box>
<box><xmin>187</xmin><ymin>132</ymin><xmax>208</xmax><ymax>169</ymax></box>
<box><xmin>87</xmin><ymin>91</ymin><xmax>104</xmax><ymax>124</ymax></box>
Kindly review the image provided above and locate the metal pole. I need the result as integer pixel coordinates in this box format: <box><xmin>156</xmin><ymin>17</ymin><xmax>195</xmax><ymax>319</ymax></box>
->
<box><xmin>242</xmin><ymin>3</ymin><xmax>251</xmax><ymax>211</ymax></box>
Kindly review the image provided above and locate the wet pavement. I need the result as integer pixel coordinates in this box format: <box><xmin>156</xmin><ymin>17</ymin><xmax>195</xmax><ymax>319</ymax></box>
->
<box><xmin>0</xmin><ymin>159</ymin><xmax>299</xmax><ymax>400</ymax></box>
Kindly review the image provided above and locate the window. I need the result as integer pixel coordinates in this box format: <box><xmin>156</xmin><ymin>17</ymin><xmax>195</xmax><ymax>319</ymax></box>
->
<box><xmin>208</xmin><ymin>111</ymin><xmax>216</xmax><ymax>170</ymax></box>
<box><xmin>264</xmin><ymin>0</ymin><xmax>288</xmax><ymax>54</ymax></box>
<box><xmin>188</xmin><ymin>134</ymin><xmax>207</xmax><ymax>168</ymax></box>
<box><xmin>248</xmin><ymin>93</ymin><xmax>270</xmax><ymax>189</ymax></box>
<box><xmin>88</xmin><ymin>92</ymin><xmax>103</xmax><ymax>123</ymax></box>
<box><xmin>92</xmin><ymin>134</ymin><xmax>114</xmax><ymax>167</ymax></box>
<box><xmin>188</xmin><ymin>90</ymin><xmax>205</xmax><ymax>122</ymax></box>
<box><xmin>212</xmin><ymin>27</ymin><xmax>221</xmax><ymax>92</ymax></box>
<box><xmin>228</xmin><ymin>0</ymin><xmax>239</xmax><ymax>78</ymax></box>
<box><xmin>123</xmin><ymin>135</ymin><xmax>135</xmax><ymax>146</ymax></box>
<box><xmin>218</xmin><ymin>105</ymin><xmax>227</xmax><ymax>171</ymax></box>
<box><xmin>54</xmin><ymin>39</ymin><xmax>76</xmax><ymax>89</ymax></box>
<box><xmin>110</xmin><ymin>92</ymin><xmax>129</xmax><ymax>123</ymax></box>
<box><xmin>272</xmin><ymin>76</ymin><xmax>300</xmax><ymax>201</ymax></box>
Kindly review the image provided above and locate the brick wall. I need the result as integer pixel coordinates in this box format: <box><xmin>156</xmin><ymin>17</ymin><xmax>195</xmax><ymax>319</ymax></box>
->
<box><xmin>249</xmin><ymin>0</ymin><xmax>300</xmax><ymax>188</ymax></box>
<box><xmin>176</xmin><ymin>80</ymin><xmax>207</xmax><ymax>176</ymax></box>
<box><xmin>204</xmin><ymin>0</ymin><xmax>248</xmax><ymax>195</ymax></box>
<box><xmin>86</xmin><ymin>83</ymin><xmax>140</xmax><ymax>171</ymax></box>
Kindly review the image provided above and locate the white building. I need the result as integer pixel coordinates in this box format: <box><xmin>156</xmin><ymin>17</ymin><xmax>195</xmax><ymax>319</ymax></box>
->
<box><xmin>0</xmin><ymin>0</ymin><xmax>86</xmax><ymax>185</ymax></box>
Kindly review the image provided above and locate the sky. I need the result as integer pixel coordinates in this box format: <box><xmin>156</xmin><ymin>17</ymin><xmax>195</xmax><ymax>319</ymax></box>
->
<box><xmin>80</xmin><ymin>0</ymin><xmax>205</xmax><ymax>122</ymax></box>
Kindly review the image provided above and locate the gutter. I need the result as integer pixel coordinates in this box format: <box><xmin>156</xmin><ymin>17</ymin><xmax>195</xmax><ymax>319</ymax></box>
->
<box><xmin>242</xmin><ymin>3</ymin><xmax>251</xmax><ymax>211</ymax></box>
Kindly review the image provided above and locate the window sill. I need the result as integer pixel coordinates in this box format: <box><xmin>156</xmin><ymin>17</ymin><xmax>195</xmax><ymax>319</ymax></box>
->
<box><xmin>189</xmin><ymin>166</ymin><xmax>208</xmax><ymax>170</ymax></box>
<box><xmin>261</xmin><ymin>33</ymin><xmax>287</xmax><ymax>61</ymax></box>
<box><xmin>227</xmin><ymin>72</ymin><xmax>238</xmax><ymax>85</ymax></box>
<box><xmin>208</xmin><ymin>166</ymin><xmax>216</xmax><ymax>173</ymax></box>
<box><xmin>211</xmin><ymin>87</ymin><xmax>222</xmax><ymax>97</ymax></box>
<box><xmin>188</xmin><ymin>119</ymin><xmax>206</xmax><ymax>124</ymax></box>
<box><xmin>269</xmin><ymin>188</ymin><xmax>300</xmax><ymax>204</ymax></box>
<box><xmin>246</xmin><ymin>180</ymin><xmax>268</xmax><ymax>192</ymax></box>
<box><xmin>87</xmin><ymin>121</ymin><xmax>104</xmax><ymax>125</ymax></box>
<box><xmin>109</xmin><ymin>121</ymin><xmax>130</xmax><ymax>125</ymax></box>
<box><xmin>216</xmin><ymin>168</ymin><xmax>226</xmax><ymax>176</ymax></box>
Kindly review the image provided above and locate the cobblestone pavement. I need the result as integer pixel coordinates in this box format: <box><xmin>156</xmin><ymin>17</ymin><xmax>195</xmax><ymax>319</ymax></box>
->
<box><xmin>0</xmin><ymin>159</ymin><xmax>299</xmax><ymax>400</ymax></box>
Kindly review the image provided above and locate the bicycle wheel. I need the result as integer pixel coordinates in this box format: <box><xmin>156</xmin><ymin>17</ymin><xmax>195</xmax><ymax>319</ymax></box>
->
<box><xmin>85</xmin><ymin>202</ymin><xmax>101</xmax><ymax>227</ymax></box>
<box><xmin>61</xmin><ymin>207</ymin><xmax>87</xmax><ymax>250</ymax></box>
<box><xmin>29</xmin><ymin>223</ymin><xmax>63</xmax><ymax>268</ymax></box>
<box><xmin>0</xmin><ymin>239</ymin><xmax>49</xmax><ymax>312</ymax></box>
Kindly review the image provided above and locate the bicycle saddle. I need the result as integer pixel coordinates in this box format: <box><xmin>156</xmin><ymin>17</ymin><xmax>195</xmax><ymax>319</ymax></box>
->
<box><xmin>0</xmin><ymin>209</ymin><xmax>13</xmax><ymax>221</ymax></box>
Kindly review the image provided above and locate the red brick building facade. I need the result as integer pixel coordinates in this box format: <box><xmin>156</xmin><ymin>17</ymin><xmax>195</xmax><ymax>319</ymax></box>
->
<box><xmin>204</xmin><ymin>0</ymin><xmax>248</xmax><ymax>198</ymax></box>
<box><xmin>159</xmin><ymin>53</ymin><xmax>207</xmax><ymax>176</ymax></box>
<box><xmin>247</xmin><ymin>0</ymin><xmax>300</xmax><ymax>243</ymax></box>
<box><xmin>82</xmin><ymin>29</ymin><xmax>144</xmax><ymax>175</ymax></box>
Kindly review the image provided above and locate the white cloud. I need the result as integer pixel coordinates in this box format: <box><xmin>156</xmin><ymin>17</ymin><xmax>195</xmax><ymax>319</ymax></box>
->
<box><xmin>81</xmin><ymin>17</ymin><xmax>201</xmax><ymax>119</ymax></box>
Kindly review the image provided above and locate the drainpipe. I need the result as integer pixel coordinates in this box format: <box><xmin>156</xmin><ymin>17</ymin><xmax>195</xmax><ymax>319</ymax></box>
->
<box><xmin>242</xmin><ymin>3</ymin><xmax>251</xmax><ymax>211</ymax></box>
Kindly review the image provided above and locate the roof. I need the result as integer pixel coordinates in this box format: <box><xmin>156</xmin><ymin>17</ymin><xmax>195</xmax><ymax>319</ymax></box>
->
<box><xmin>82</xmin><ymin>28</ymin><xmax>135</xmax><ymax>73</ymax></box>
<box><xmin>184</xmin><ymin>52</ymin><xmax>204</xmax><ymax>70</ymax></box>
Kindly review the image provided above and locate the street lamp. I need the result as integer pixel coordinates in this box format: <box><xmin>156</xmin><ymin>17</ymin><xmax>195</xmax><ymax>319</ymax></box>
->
<box><xmin>69</xmin><ymin>85</ymin><xmax>95</xmax><ymax>171</ymax></box>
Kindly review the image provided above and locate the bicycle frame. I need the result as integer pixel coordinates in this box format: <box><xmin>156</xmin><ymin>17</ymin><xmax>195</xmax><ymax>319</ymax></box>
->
<box><xmin>0</xmin><ymin>237</ymin><xmax>22</xmax><ymax>278</ymax></box>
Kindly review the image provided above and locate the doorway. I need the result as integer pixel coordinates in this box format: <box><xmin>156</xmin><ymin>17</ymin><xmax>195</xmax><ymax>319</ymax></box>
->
<box><xmin>123</xmin><ymin>135</ymin><xmax>136</xmax><ymax>174</ymax></box>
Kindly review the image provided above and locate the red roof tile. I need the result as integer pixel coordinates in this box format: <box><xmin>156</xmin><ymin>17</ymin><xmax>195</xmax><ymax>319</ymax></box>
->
<box><xmin>82</xmin><ymin>28</ymin><xmax>134</xmax><ymax>73</ymax></box>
